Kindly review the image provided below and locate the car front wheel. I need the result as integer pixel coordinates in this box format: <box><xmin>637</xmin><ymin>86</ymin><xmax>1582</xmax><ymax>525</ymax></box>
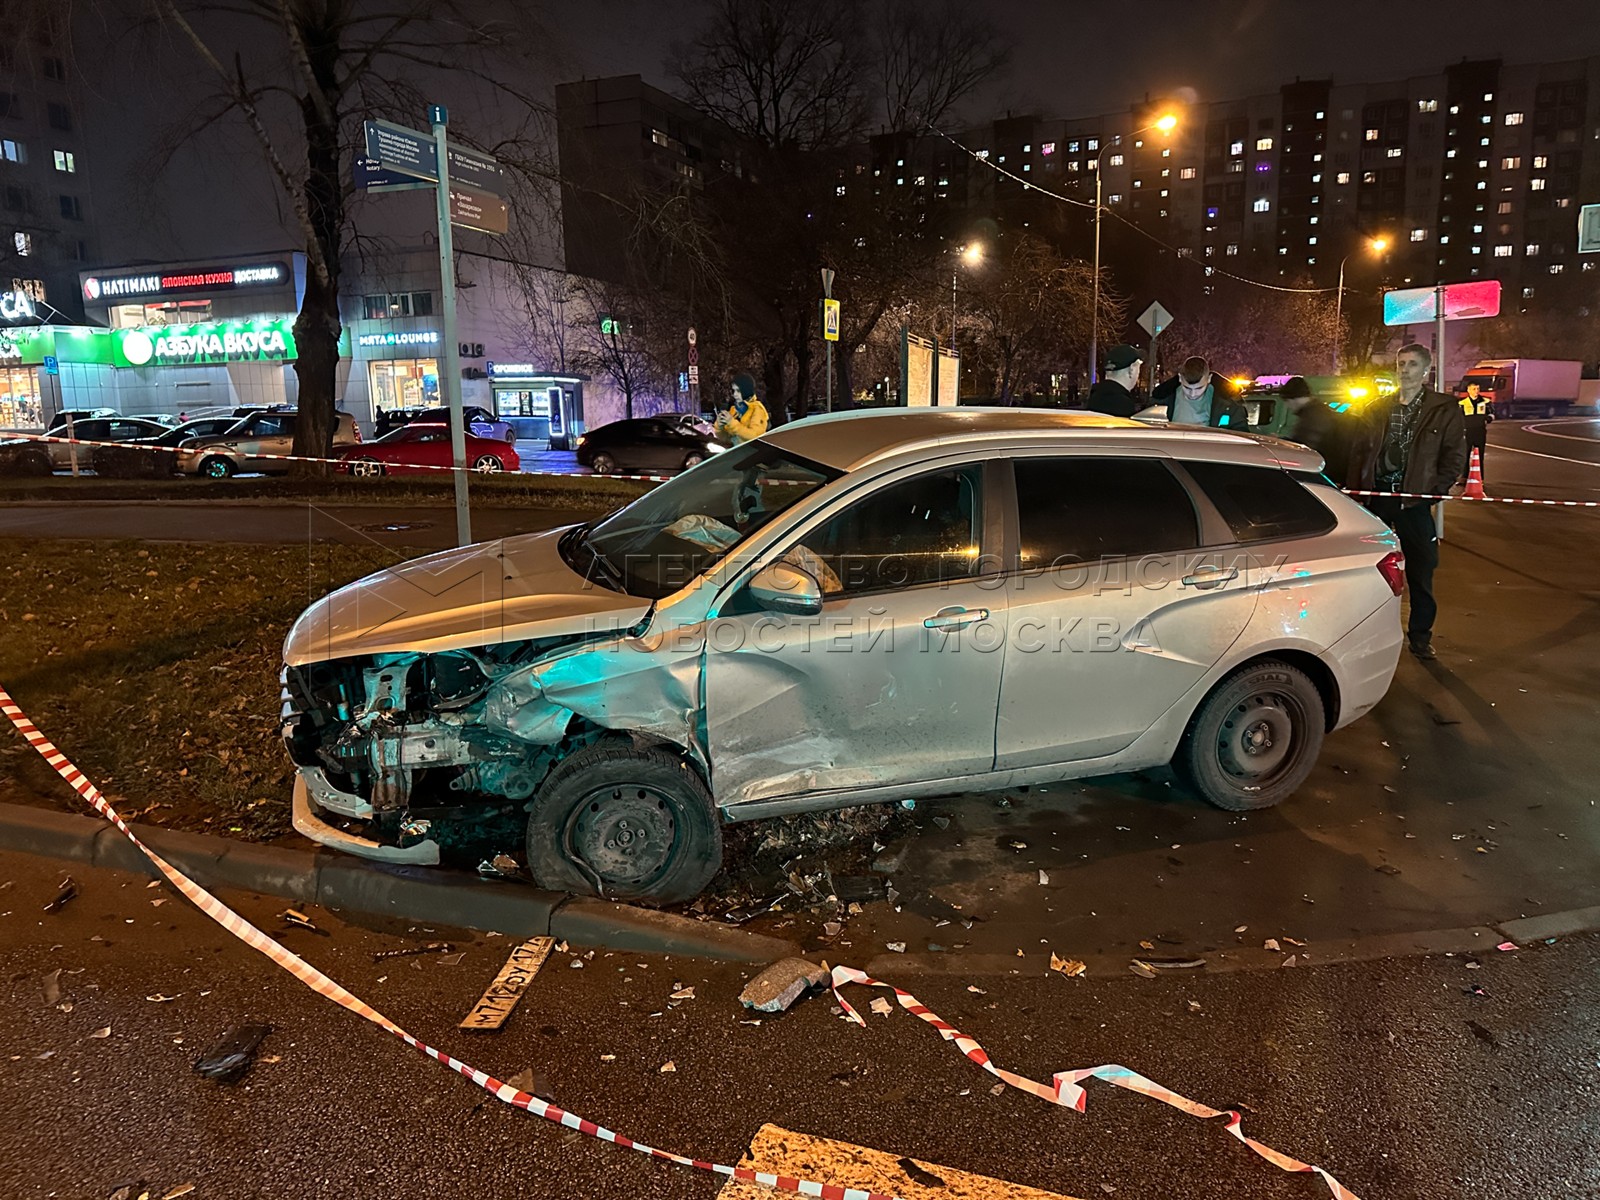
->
<box><xmin>526</xmin><ymin>740</ymin><xmax>722</xmax><ymax>903</ymax></box>
<box><xmin>472</xmin><ymin>454</ymin><xmax>504</xmax><ymax>473</ymax></box>
<box><xmin>349</xmin><ymin>457</ymin><xmax>386</xmax><ymax>478</ymax></box>
<box><xmin>1175</xmin><ymin>660</ymin><xmax>1325</xmax><ymax>812</ymax></box>
<box><xmin>682</xmin><ymin>451</ymin><xmax>705</xmax><ymax>469</ymax></box>
<box><xmin>589</xmin><ymin>452</ymin><xmax>616</xmax><ymax>475</ymax></box>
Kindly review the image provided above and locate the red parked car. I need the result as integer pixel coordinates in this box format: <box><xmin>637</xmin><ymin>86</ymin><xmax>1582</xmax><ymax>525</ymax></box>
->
<box><xmin>337</xmin><ymin>425</ymin><xmax>520</xmax><ymax>477</ymax></box>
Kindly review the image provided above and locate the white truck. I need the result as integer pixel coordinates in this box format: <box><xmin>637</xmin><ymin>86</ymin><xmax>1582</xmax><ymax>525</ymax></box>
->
<box><xmin>1459</xmin><ymin>358</ymin><xmax>1585</xmax><ymax>418</ymax></box>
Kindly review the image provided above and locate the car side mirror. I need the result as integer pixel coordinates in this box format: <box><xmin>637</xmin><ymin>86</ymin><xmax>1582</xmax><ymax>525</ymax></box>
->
<box><xmin>748</xmin><ymin>561</ymin><xmax>823</xmax><ymax>616</ymax></box>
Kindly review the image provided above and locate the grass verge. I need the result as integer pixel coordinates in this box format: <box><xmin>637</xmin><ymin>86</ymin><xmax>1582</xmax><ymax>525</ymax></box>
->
<box><xmin>0</xmin><ymin>539</ymin><xmax>401</xmax><ymax>840</ymax></box>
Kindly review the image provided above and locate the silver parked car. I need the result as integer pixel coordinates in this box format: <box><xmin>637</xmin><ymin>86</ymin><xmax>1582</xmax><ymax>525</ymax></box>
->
<box><xmin>176</xmin><ymin>409</ymin><xmax>358</xmax><ymax>477</ymax></box>
<box><xmin>280</xmin><ymin>409</ymin><xmax>1404</xmax><ymax>901</ymax></box>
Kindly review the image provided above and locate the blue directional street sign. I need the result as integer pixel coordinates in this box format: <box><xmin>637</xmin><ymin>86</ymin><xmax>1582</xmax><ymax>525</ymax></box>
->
<box><xmin>353</xmin><ymin>155</ymin><xmax>428</xmax><ymax>193</ymax></box>
<box><xmin>43</xmin><ymin>354</ymin><xmax>58</xmax><ymax>376</ymax></box>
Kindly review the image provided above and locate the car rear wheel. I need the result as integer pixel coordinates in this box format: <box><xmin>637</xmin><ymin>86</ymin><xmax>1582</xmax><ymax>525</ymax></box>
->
<box><xmin>590</xmin><ymin>452</ymin><xmax>616</xmax><ymax>475</ymax></box>
<box><xmin>1175</xmin><ymin>660</ymin><xmax>1325</xmax><ymax>812</ymax></box>
<box><xmin>682</xmin><ymin>451</ymin><xmax>705</xmax><ymax>469</ymax></box>
<box><xmin>349</xmin><ymin>457</ymin><xmax>386</xmax><ymax>478</ymax></box>
<box><xmin>198</xmin><ymin>455</ymin><xmax>235</xmax><ymax>479</ymax></box>
<box><xmin>526</xmin><ymin>740</ymin><xmax>722</xmax><ymax>903</ymax></box>
<box><xmin>472</xmin><ymin>454</ymin><xmax>504</xmax><ymax>473</ymax></box>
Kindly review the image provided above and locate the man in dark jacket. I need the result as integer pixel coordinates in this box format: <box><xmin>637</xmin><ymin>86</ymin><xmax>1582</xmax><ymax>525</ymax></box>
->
<box><xmin>1086</xmin><ymin>345</ymin><xmax>1143</xmax><ymax>417</ymax></box>
<box><xmin>1280</xmin><ymin>376</ymin><xmax>1347</xmax><ymax>475</ymax></box>
<box><xmin>1150</xmin><ymin>356</ymin><xmax>1250</xmax><ymax>428</ymax></box>
<box><xmin>1345</xmin><ymin>342</ymin><xmax>1468</xmax><ymax>660</ymax></box>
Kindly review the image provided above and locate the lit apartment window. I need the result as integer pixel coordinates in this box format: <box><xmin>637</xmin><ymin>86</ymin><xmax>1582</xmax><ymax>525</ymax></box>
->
<box><xmin>1336</xmin><ymin>172</ymin><xmax>1351</xmax><ymax>184</ymax></box>
<box><xmin>1365</xmin><ymin>128</ymin><xmax>1379</xmax><ymax>141</ymax></box>
<box><xmin>1449</xmin><ymin>105</ymin><xmax>1460</xmax><ymax>114</ymax></box>
<box><xmin>1501</xmin><ymin>156</ymin><xmax>1521</xmax><ymax>170</ymax></box>
<box><xmin>1497</xmin><ymin>201</ymin><xmax>1512</xmax><ymax>213</ymax></box>
<box><xmin>1279</xmin><ymin>247</ymin><xmax>1289</xmax><ymax>255</ymax></box>
<box><xmin>835</xmin><ymin>185</ymin><xmax>846</xmax><ymax>196</ymax></box>
<box><xmin>1253</xmin><ymin>197</ymin><xmax>1271</xmax><ymax>213</ymax></box>
<box><xmin>1311</xmin><ymin>173</ymin><xmax>1322</xmax><ymax>183</ymax></box>
<box><xmin>1476</xmin><ymin>180</ymin><xmax>1487</xmax><ymax>190</ymax></box>
<box><xmin>1480</xmin><ymin>137</ymin><xmax>1490</xmax><ymax>146</ymax></box>
<box><xmin>651</xmin><ymin>129</ymin><xmax>669</xmax><ymax>147</ymax></box>
<box><xmin>1418</xmin><ymin>99</ymin><xmax>1438</xmax><ymax>112</ymax></box>
<box><xmin>996</xmin><ymin>156</ymin><xmax>1005</xmax><ymax>164</ymax></box>
<box><xmin>1067</xmin><ymin>161</ymin><xmax>1080</xmax><ymax>172</ymax></box>
<box><xmin>1484</xmin><ymin>92</ymin><xmax>1494</xmax><ymax>102</ymax></box>
<box><xmin>1523</xmin><ymin>286</ymin><xmax>1534</xmax><ymax>297</ymax></box>
<box><xmin>1471</xmin><ymin>245</ymin><xmax>1482</xmax><ymax>254</ymax></box>
<box><xmin>1504</xmin><ymin>112</ymin><xmax>1523</xmax><ymax>125</ymax></box>
<box><xmin>896</xmin><ymin>158</ymin><xmax>905</xmax><ymax>166</ymax></box>
<box><xmin>1042</xmin><ymin>142</ymin><xmax>1056</xmax><ymax>155</ymax></box>
<box><xmin>1109</xmin><ymin>193</ymin><xmax>1123</xmax><ymax>203</ymax></box>
<box><xmin>13</xmin><ymin>231</ymin><xmax>30</xmax><ymax>256</ymax></box>
<box><xmin>1531</xmin><ymin>178</ymin><xmax>1546</xmax><ymax>190</ymax></box>
<box><xmin>1555</xmin><ymin>197</ymin><xmax>1572</xmax><ymax>208</ymax></box>
<box><xmin>1440</xmin><ymin>235</ymin><xmax>1450</xmax><ymax>244</ymax></box>
<box><xmin>1022</xmin><ymin>145</ymin><xmax>1030</xmax><ymax>153</ymax></box>
<box><xmin>1549</xmin><ymin>263</ymin><xmax>1564</xmax><ymax>274</ymax></box>
<box><xmin>915</xmin><ymin>175</ymin><xmax>926</xmax><ymax>185</ymax></box>
<box><xmin>1256</xmin><ymin>137</ymin><xmax>1273</xmax><ymax>151</ymax></box>
<box><xmin>1205</xmin><ymin>246</ymin><xmax>1214</xmax><ymax>256</ymax></box>
<box><xmin>1313</xmin><ymin>153</ymin><xmax>1323</xmax><ymax>162</ymax></box>
<box><xmin>1132</xmin><ymin>179</ymin><xmax>1142</xmax><ymax>188</ymax></box>
<box><xmin>0</xmin><ymin>140</ymin><xmax>23</xmax><ymax>163</ymax></box>
<box><xmin>1161</xmin><ymin>148</ymin><xmax>1171</xmax><ymax>158</ymax></box>
<box><xmin>1160</xmin><ymin>189</ymin><xmax>1168</xmax><ymax>197</ymax></box>
<box><xmin>1256</xmin><ymin>161</ymin><xmax>1271</xmax><ymax>173</ymax></box>
<box><xmin>1179</xmin><ymin>166</ymin><xmax>1196</xmax><ymax>179</ymax></box>
<box><xmin>1067</xmin><ymin>141</ymin><xmax>1080</xmax><ymax>153</ymax></box>
<box><xmin>1226</xmin><ymin>244</ymin><xmax>1239</xmax><ymax>255</ymax></box>
<box><xmin>1533</xmin><ymin>155</ymin><xmax>1548</xmax><ymax>169</ymax></box>
<box><xmin>1087</xmin><ymin>139</ymin><xmax>1098</xmax><ymax>150</ymax></box>
<box><xmin>1161</xmin><ymin>168</ymin><xmax>1170</xmax><ymax>177</ymax></box>
<box><xmin>1310</xmin><ymin>215</ymin><xmax>1319</xmax><ymax>224</ymax></box>
<box><xmin>1411</xmin><ymin>228</ymin><xmax>1427</xmax><ymax>241</ymax></box>
<box><xmin>52</xmin><ymin>149</ymin><xmax>74</xmax><ymax>172</ymax></box>
<box><xmin>1316</xmin><ymin>110</ymin><xmax>1325</xmax><ymax>119</ymax></box>
<box><xmin>975</xmin><ymin>149</ymin><xmax>989</xmax><ymax>159</ymax></box>
<box><xmin>1473</xmin><ymin>223</ymin><xmax>1484</xmax><ymax>233</ymax></box>
<box><xmin>1308</xmin><ymin>236</ymin><xmax>1318</xmax><ymax>245</ymax></box>
<box><xmin>1478</xmin><ymin>159</ymin><xmax>1489</xmax><ymax>168</ymax></box>
<box><xmin>1447</xmin><ymin>148</ymin><xmax>1458</xmax><ymax>158</ymax></box>
<box><xmin>1022</xmin><ymin>164</ymin><xmax>1030</xmax><ymax>172</ymax></box>
<box><xmin>1362</xmin><ymin>171</ymin><xmax>1377</xmax><ymax>183</ymax></box>
<box><xmin>1526</xmin><ymin>243</ymin><xmax>1540</xmax><ymax>255</ymax></box>
<box><xmin>1229</xmin><ymin>140</ymin><xmax>1243</xmax><ymax>155</ymax></box>
<box><xmin>1227</xmin><ymin>161</ymin><xmax>1244</xmax><ymax>173</ymax></box>
<box><xmin>1109</xmin><ymin>154</ymin><xmax>1124</xmax><ymax>166</ymax></box>
<box><xmin>1386</xmin><ymin>147</ymin><xmax>1403</xmax><ymax>158</ymax></box>
<box><xmin>1480</xmin><ymin>115</ymin><xmax>1491</xmax><ymax>124</ymax></box>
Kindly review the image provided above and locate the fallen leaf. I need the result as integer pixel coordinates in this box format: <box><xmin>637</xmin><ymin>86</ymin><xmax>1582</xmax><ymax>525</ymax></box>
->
<box><xmin>669</xmin><ymin>986</ymin><xmax>696</xmax><ymax>1000</ymax></box>
<box><xmin>89</xmin><ymin>1026</ymin><xmax>111</xmax><ymax>1039</ymax></box>
<box><xmin>41</xmin><ymin>969</ymin><xmax>60</xmax><ymax>1006</ymax></box>
<box><xmin>161</xmin><ymin>1186</ymin><xmax>196</xmax><ymax>1200</ymax></box>
<box><xmin>1139</xmin><ymin>940</ymin><xmax>1155</xmax><ymax>951</ymax></box>
<box><xmin>1234</xmin><ymin>925</ymin><xmax>1248</xmax><ymax>933</ymax></box>
<box><xmin>989</xmin><ymin>1083</ymin><xmax>1005</xmax><ymax>1095</ymax></box>
<box><xmin>1128</xmin><ymin>960</ymin><xmax>1157</xmax><ymax>979</ymax></box>
<box><xmin>659</xmin><ymin>1061</ymin><xmax>676</xmax><ymax>1073</ymax></box>
<box><xmin>601</xmin><ymin>1054</ymin><xmax>617</xmax><ymax>1061</ymax></box>
<box><xmin>966</xmin><ymin>985</ymin><xmax>987</xmax><ymax>994</ymax></box>
<box><xmin>1049</xmin><ymin>953</ymin><xmax>1087</xmax><ymax>977</ymax></box>
<box><xmin>1263</xmin><ymin>938</ymin><xmax>1281</xmax><ymax>952</ymax></box>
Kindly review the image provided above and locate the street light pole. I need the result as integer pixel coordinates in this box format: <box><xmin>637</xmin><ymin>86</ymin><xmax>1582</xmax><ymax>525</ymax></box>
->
<box><xmin>1089</xmin><ymin>165</ymin><xmax>1103</xmax><ymax>386</ymax></box>
<box><xmin>1334</xmin><ymin>255</ymin><xmax>1349</xmax><ymax>375</ymax></box>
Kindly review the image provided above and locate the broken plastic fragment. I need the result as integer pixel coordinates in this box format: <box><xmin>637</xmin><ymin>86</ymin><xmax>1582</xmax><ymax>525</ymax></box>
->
<box><xmin>279</xmin><ymin>908</ymin><xmax>321</xmax><ymax>933</ymax></box>
<box><xmin>659</xmin><ymin>1061</ymin><xmax>677</xmax><ymax>1073</ymax></box>
<box><xmin>1128</xmin><ymin>960</ymin><xmax>1158</xmax><ymax>979</ymax></box>
<box><xmin>89</xmin><ymin>1026</ymin><xmax>112</xmax><ymax>1039</ymax></box>
<box><xmin>44</xmin><ymin>876</ymin><xmax>76</xmax><ymax>914</ymax></box>
<box><xmin>193</xmin><ymin>1023</ymin><xmax>271</xmax><ymax>1082</ymax></box>
<box><xmin>1497</xmin><ymin>941</ymin><xmax>1518</xmax><ymax>952</ymax></box>
<box><xmin>885</xmin><ymin>942</ymin><xmax>906</xmax><ymax>953</ymax></box>
<box><xmin>1263</xmin><ymin>938</ymin><xmax>1281</xmax><ymax>952</ymax></box>
<box><xmin>1038</xmin><ymin>870</ymin><xmax>1050</xmax><ymax>885</ymax></box>
<box><xmin>870</xmin><ymin>997</ymin><xmax>893</xmax><ymax>1016</ymax></box>
<box><xmin>669</xmin><ymin>986</ymin><xmax>696</xmax><ymax>1001</ymax></box>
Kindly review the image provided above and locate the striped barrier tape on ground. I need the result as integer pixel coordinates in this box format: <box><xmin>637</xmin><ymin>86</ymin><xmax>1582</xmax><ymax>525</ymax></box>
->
<box><xmin>0</xmin><ymin>683</ymin><xmax>896</xmax><ymax>1200</ymax></box>
<box><xmin>831</xmin><ymin>965</ymin><xmax>1362</xmax><ymax>1200</ymax></box>
<box><xmin>0</xmin><ymin>430</ymin><xmax>679</xmax><ymax>484</ymax></box>
<box><xmin>1342</xmin><ymin>487</ymin><xmax>1600</xmax><ymax>507</ymax></box>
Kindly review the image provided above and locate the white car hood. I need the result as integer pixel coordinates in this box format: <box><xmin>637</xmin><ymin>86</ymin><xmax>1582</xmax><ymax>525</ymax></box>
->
<box><xmin>282</xmin><ymin>526</ymin><xmax>652</xmax><ymax>665</ymax></box>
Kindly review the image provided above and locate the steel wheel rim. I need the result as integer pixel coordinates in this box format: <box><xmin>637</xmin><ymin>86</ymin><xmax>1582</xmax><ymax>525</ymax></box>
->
<box><xmin>473</xmin><ymin>455</ymin><xmax>502</xmax><ymax>473</ymax></box>
<box><xmin>565</xmin><ymin>783</ymin><xmax>679</xmax><ymax>889</ymax></box>
<box><xmin>1216</xmin><ymin>691</ymin><xmax>1301</xmax><ymax>782</ymax></box>
<box><xmin>203</xmin><ymin>459</ymin><xmax>230</xmax><ymax>478</ymax></box>
<box><xmin>593</xmin><ymin>455</ymin><xmax>614</xmax><ymax>474</ymax></box>
<box><xmin>351</xmin><ymin>459</ymin><xmax>382</xmax><ymax>478</ymax></box>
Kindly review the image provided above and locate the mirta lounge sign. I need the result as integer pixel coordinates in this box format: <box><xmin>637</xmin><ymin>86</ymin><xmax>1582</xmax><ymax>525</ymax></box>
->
<box><xmin>112</xmin><ymin>319</ymin><xmax>298</xmax><ymax>368</ymax></box>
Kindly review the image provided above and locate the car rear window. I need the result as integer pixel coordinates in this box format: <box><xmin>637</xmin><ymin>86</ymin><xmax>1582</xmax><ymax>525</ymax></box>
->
<box><xmin>1183</xmin><ymin>460</ymin><xmax>1337</xmax><ymax>543</ymax></box>
<box><xmin>1014</xmin><ymin>458</ymin><xmax>1199</xmax><ymax>566</ymax></box>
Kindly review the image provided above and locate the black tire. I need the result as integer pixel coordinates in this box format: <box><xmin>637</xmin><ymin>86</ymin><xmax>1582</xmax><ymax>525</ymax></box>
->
<box><xmin>472</xmin><ymin>453</ymin><xmax>504</xmax><ymax>474</ymax></box>
<box><xmin>348</xmin><ymin>457</ymin><xmax>386</xmax><ymax>478</ymax></box>
<box><xmin>590</xmin><ymin>452</ymin><xmax>616</xmax><ymax>476</ymax></box>
<box><xmin>526</xmin><ymin>740</ymin><xmax>722</xmax><ymax>903</ymax></box>
<box><xmin>682</xmin><ymin>451</ymin><xmax>705</xmax><ymax>470</ymax></box>
<box><xmin>1175</xmin><ymin>659</ymin><xmax>1325</xmax><ymax>812</ymax></box>
<box><xmin>198</xmin><ymin>455</ymin><xmax>235</xmax><ymax>479</ymax></box>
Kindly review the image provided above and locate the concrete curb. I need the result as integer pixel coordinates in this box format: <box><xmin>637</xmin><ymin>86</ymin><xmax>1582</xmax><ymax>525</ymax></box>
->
<box><xmin>0</xmin><ymin>802</ymin><xmax>797</xmax><ymax>965</ymax></box>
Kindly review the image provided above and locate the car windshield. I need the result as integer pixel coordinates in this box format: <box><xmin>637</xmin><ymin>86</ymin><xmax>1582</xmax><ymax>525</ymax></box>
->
<box><xmin>576</xmin><ymin>440</ymin><xmax>841</xmax><ymax>600</ymax></box>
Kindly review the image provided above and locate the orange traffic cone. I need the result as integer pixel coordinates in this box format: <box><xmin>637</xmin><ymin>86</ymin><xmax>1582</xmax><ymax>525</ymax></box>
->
<box><xmin>1462</xmin><ymin>447</ymin><xmax>1485</xmax><ymax>499</ymax></box>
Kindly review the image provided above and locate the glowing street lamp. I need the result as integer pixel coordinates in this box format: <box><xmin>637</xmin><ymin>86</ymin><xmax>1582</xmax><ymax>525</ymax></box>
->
<box><xmin>1090</xmin><ymin>110</ymin><xmax>1180</xmax><ymax>384</ymax></box>
<box><xmin>1334</xmin><ymin>236</ymin><xmax>1391</xmax><ymax>373</ymax></box>
<box><xmin>951</xmin><ymin>242</ymin><xmax>984</xmax><ymax>356</ymax></box>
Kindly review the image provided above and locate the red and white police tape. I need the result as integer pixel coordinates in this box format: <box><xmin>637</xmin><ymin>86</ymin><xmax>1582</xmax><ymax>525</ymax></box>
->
<box><xmin>0</xmin><ymin>683</ymin><xmax>1367</xmax><ymax>1199</ymax></box>
<box><xmin>0</xmin><ymin>429</ymin><xmax>679</xmax><ymax>484</ymax></box>
<box><xmin>9</xmin><ymin>428</ymin><xmax>1600</xmax><ymax>507</ymax></box>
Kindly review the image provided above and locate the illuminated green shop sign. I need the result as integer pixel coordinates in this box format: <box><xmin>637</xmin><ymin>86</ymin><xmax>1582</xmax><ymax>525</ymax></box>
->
<box><xmin>112</xmin><ymin>319</ymin><xmax>299</xmax><ymax>368</ymax></box>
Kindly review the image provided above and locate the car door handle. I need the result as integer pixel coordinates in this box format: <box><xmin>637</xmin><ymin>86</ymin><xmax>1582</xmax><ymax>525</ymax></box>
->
<box><xmin>1181</xmin><ymin>567</ymin><xmax>1239</xmax><ymax>589</ymax></box>
<box><xmin>924</xmin><ymin>606</ymin><xmax>989</xmax><ymax>630</ymax></box>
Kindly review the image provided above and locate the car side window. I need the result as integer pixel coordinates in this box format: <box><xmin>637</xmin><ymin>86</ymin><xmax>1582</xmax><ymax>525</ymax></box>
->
<box><xmin>417</xmin><ymin>431</ymin><xmax>447</xmax><ymax>444</ymax></box>
<box><xmin>1181</xmin><ymin>460</ymin><xmax>1336</xmax><ymax>543</ymax></box>
<box><xmin>108</xmin><ymin>422</ymin><xmax>148</xmax><ymax>441</ymax></box>
<box><xmin>254</xmin><ymin>415</ymin><xmax>291</xmax><ymax>437</ymax></box>
<box><xmin>797</xmin><ymin>464</ymin><xmax>985</xmax><ymax>596</ymax></box>
<box><xmin>1014</xmin><ymin>458</ymin><xmax>1198</xmax><ymax>568</ymax></box>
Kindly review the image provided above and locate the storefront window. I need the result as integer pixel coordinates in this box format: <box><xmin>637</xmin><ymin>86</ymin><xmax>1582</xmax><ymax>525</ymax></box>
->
<box><xmin>109</xmin><ymin>300</ymin><xmax>215</xmax><ymax>328</ymax></box>
<box><xmin>0</xmin><ymin>366</ymin><xmax>43</xmax><ymax>428</ymax></box>
<box><xmin>493</xmin><ymin>389</ymin><xmax>550</xmax><ymax>418</ymax></box>
<box><xmin>368</xmin><ymin>358</ymin><xmax>438</xmax><ymax>410</ymax></box>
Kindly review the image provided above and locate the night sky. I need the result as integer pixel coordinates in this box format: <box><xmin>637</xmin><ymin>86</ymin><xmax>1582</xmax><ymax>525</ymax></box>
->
<box><xmin>81</xmin><ymin>0</ymin><xmax>1600</xmax><ymax>263</ymax></box>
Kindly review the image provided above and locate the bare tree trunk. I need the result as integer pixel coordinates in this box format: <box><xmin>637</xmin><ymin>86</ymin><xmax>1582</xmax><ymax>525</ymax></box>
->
<box><xmin>835</xmin><ymin>342</ymin><xmax>854</xmax><ymax>409</ymax></box>
<box><xmin>761</xmin><ymin>347</ymin><xmax>786</xmax><ymax>427</ymax></box>
<box><xmin>792</xmin><ymin>336</ymin><xmax>813</xmax><ymax>418</ymax></box>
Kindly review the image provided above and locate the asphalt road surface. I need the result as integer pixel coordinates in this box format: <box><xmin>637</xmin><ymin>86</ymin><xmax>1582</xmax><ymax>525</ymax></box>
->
<box><xmin>1</xmin><ymin>847</ymin><xmax>1596</xmax><ymax>1200</ymax></box>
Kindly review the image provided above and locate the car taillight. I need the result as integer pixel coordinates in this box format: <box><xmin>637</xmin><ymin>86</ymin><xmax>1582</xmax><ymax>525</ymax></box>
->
<box><xmin>1377</xmin><ymin>550</ymin><xmax>1405</xmax><ymax>596</ymax></box>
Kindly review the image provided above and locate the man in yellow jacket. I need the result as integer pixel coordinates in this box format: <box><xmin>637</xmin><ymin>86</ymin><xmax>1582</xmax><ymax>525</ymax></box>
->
<box><xmin>717</xmin><ymin>373</ymin><xmax>769</xmax><ymax>444</ymax></box>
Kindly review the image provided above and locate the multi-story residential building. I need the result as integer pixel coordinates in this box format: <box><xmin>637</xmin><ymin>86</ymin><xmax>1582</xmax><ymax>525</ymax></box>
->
<box><xmin>558</xmin><ymin>58</ymin><xmax>1600</xmax><ymax>316</ymax></box>
<box><xmin>0</xmin><ymin>10</ymin><xmax>98</xmax><ymax>324</ymax></box>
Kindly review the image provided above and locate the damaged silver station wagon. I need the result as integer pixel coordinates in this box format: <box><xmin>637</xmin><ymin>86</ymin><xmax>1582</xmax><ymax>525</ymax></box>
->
<box><xmin>281</xmin><ymin>409</ymin><xmax>1404</xmax><ymax>902</ymax></box>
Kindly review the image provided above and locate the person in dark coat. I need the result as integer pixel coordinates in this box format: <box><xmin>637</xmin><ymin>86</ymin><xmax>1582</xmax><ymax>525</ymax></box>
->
<box><xmin>1085</xmin><ymin>345</ymin><xmax>1143</xmax><ymax>417</ymax></box>
<box><xmin>1150</xmin><ymin>356</ymin><xmax>1249</xmax><ymax>428</ymax></box>
<box><xmin>1345</xmin><ymin>343</ymin><xmax>1468</xmax><ymax>661</ymax></box>
<box><xmin>1280</xmin><ymin>376</ymin><xmax>1347</xmax><ymax>474</ymax></box>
